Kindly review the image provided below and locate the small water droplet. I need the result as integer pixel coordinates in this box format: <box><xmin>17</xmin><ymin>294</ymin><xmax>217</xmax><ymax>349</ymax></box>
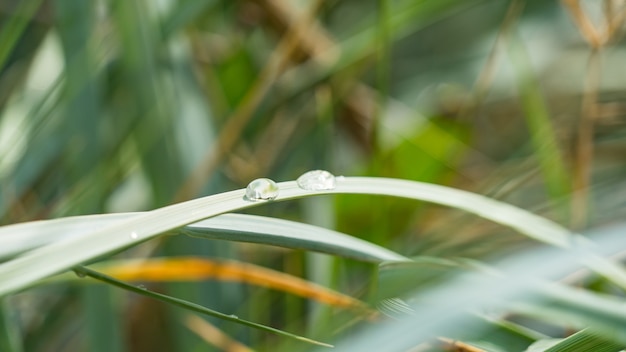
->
<box><xmin>137</xmin><ymin>284</ymin><xmax>147</xmax><ymax>290</ymax></box>
<box><xmin>74</xmin><ymin>270</ymin><xmax>86</xmax><ymax>278</ymax></box>
<box><xmin>336</xmin><ymin>175</ymin><xmax>345</xmax><ymax>181</ymax></box>
<box><xmin>228</xmin><ymin>314</ymin><xmax>238</xmax><ymax>319</ymax></box>
<box><xmin>244</xmin><ymin>178</ymin><xmax>279</xmax><ymax>201</ymax></box>
<box><xmin>130</xmin><ymin>231</ymin><xmax>138</xmax><ymax>239</ymax></box>
<box><xmin>296</xmin><ymin>170</ymin><xmax>336</xmax><ymax>191</ymax></box>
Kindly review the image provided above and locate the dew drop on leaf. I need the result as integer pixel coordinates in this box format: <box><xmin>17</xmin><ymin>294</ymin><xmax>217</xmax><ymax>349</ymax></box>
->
<box><xmin>296</xmin><ymin>170</ymin><xmax>336</xmax><ymax>191</ymax></box>
<box><xmin>74</xmin><ymin>270</ymin><xmax>86</xmax><ymax>278</ymax></box>
<box><xmin>245</xmin><ymin>178</ymin><xmax>279</xmax><ymax>201</ymax></box>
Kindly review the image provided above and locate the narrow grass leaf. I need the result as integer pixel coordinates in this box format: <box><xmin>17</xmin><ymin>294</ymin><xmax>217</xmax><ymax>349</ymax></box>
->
<box><xmin>529</xmin><ymin>329</ymin><xmax>625</xmax><ymax>352</ymax></box>
<box><xmin>0</xmin><ymin>177</ymin><xmax>624</xmax><ymax>297</ymax></box>
<box><xmin>183</xmin><ymin>214</ymin><xmax>408</xmax><ymax>262</ymax></box>
<box><xmin>507</xmin><ymin>33</ymin><xmax>570</xmax><ymax>202</ymax></box>
<box><xmin>324</xmin><ymin>223</ymin><xmax>626</xmax><ymax>351</ymax></box>
<box><xmin>0</xmin><ymin>0</ymin><xmax>45</xmax><ymax>69</ymax></box>
<box><xmin>72</xmin><ymin>266</ymin><xmax>333</xmax><ymax>348</ymax></box>
<box><xmin>0</xmin><ymin>213</ymin><xmax>407</xmax><ymax>262</ymax></box>
<box><xmin>513</xmin><ymin>284</ymin><xmax>626</xmax><ymax>345</ymax></box>
<box><xmin>0</xmin><ymin>298</ymin><xmax>22</xmax><ymax>352</ymax></box>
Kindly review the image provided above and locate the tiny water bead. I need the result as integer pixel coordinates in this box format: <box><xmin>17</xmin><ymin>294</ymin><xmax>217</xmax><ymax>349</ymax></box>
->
<box><xmin>228</xmin><ymin>314</ymin><xmax>238</xmax><ymax>319</ymax></box>
<box><xmin>245</xmin><ymin>178</ymin><xmax>279</xmax><ymax>201</ymax></box>
<box><xmin>130</xmin><ymin>231</ymin><xmax>139</xmax><ymax>239</ymax></box>
<box><xmin>296</xmin><ymin>170</ymin><xmax>336</xmax><ymax>191</ymax></box>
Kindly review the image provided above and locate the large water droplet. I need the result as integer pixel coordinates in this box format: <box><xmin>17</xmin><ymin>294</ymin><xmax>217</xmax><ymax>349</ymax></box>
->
<box><xmin>296</xmin><ymin>170</ymin><xmax>336</xmax><ymax>191</ymax></box>
<box><xmin>245</xmin><ymin>178</ymin><xmax>279</xmax><ymax>201</ymax></box>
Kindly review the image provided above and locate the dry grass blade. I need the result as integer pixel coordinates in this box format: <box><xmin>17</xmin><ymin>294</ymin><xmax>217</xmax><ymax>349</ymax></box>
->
<box><xmin>96</xmin><ymin>257</ymin><xmax>371</xmax><ymax>312</ymax></box>
<box><xmin>185</xmin><ymin>315</ymin><xmax>255</xmax><ymax>352</ymax></box>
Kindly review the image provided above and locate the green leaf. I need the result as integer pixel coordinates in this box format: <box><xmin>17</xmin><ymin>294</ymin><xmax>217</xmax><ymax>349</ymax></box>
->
<box><xmin>0</xmin><ymin>297</ymin><xmax>22</xmax><ymax>352</ymax></box>
<box><xmin>507</xmin><ymin>33</ymin><xmax>570</xmax><ymax>202</ymax></box>
<box><xmin>73</xmin><ymin>266</ymin><xmax>333</xmax><ymax>348</ymax></box>
<box><xmin>0</xmin><ymin>177</ymin><xmax>624</xmax><ymax>297</ymax></box>
<box><xmin>514</xmin><ymin>284</ymin><xmax>626</xmax><ymax>346</ymax></box>
<box><xmin>323</xmin><ymin>223</ymin><xmax>626</xmax><ymax>351</ymax></box>
<box><xmin>183</xmin><ymin>214</ymin><xmax>408</xmax><ymax>262</ymax></box>
<box><xmin>0</xmin><ymin>213</ymin><xmax>407</xmax><ymax>262</ymax></box>
<box><xmin>525</xmin><ymin>329</ymin><xmax>624</xmax><ymax>352</ymax></box>
<box><xmin>0</xmin><ymin>0</ymin><xmax>45</xmax><ymax>70</ymax></box>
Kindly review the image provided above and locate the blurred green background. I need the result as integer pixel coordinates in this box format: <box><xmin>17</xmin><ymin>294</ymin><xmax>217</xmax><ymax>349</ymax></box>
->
<box><xmin>1</xmin><ymin>0</ymin><xmax>626</xmax><ymax>350</ymax></box>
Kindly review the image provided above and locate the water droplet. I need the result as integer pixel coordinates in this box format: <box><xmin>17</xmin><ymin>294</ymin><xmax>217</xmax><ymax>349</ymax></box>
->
<box><xmin>296</xmin><ymin>170</ymin><xmax>336</xmax><ymax>191</ymax></box>
<box><xmin>74</xmin><ymin>270</ymin><xmax>86</xmax><ymax>278</ymax></box>
<box><xmin>137</xmin><ymin>284</ymin><xmax>147</xmax><ymax>290</ymax></box>
<box><xmin>228</xmin><ymin>314</ymin><xmax>238</xmax><ymax>319</ymax></box>
<box><xmin>245</xmin><ymin>178</ymin><xmax>279</xmax><ymax>201</ymax></box>
<box><xmin>130</xmin><ymin>231</ymin><xmax>138</xmax><ymax>239</ymax></box>
<box><xmin>336</xmin><ymin>175</ymin><xmax>345</xmax><ymax>181</ymax></box>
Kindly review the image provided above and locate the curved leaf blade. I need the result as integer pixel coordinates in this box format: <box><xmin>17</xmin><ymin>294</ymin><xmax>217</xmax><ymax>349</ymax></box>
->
<box><xmin>184</xmin><ymin>214</ymin><xmax>408</xmax><ymax>262</ymax></box>
<box><xmin>0</xmin><ymin>213</ymin><xmax>407</xmax><ymax>262</ymax></box>
<box><xmin>0</xmin><ymin>177</ymin><xmax>624</xmax><ymax>297</ymax></box>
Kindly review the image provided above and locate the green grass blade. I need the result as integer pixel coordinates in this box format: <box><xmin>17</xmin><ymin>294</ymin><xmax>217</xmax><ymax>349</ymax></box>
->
<box><xmin>0</xmin><ymin>177</ymin><xmax>624</xmax><ymax>297</ymax></box>
<box><xmin>0</xmin><ymin>213</ymin><xmax>408</xmax><ymax>262</ymax></box>
<box><xmin>528</xmin><ymin>329</ymin><xmax>625</xmax><ymax>352</ymax></box>
<box><xmin>507</xmin><ymin>33</ymin><xmax>570</xmax><ymax>203</ymax></box>
<box><xmin>0</xmin><ymin>297</ymin><xmax>22</xmax><ymax>352</ymax></box>
<box><xmin>323</xmin><ymin>224</ymin><xmax>626</xmax><ymax>351</ymax></box>
<box><xmin>278</xmin><ymin>0</ymin><xmax>486</xmax><ymax>102</ymax></box>
<box><xmin>183</xmin><ymin>214</ymin><xmax>408</xmax><ymax>262</ymax></box>
<box><xmin>0</xmin><ymin>0</ymin><xmax>44</xmax><ymax>70</ymax></box>
<box><xmin>515</xmin><ymin>284</ymin><xmax>626</xmax><ymax>346</ymax></box>
<box><xmin>73</xmin><ymin>266</ymin><xmax>333</xmax><ymax>348</ymax></box>
<box><xmin>81</xmin><ymin>285</ymin><xmax>124</xmax><ymax>352</ymax></box>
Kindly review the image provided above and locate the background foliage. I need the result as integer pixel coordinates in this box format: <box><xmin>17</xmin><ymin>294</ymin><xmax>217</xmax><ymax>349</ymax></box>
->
<box><xmin>1</xmin><ymin>0</ymin><xmax>626</xmax><ymax>351</ymax></box>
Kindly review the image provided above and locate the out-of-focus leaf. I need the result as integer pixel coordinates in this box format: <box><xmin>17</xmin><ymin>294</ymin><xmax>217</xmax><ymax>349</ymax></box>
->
<box><xmin>82</xmin><ymin>257</ymin><xmax>371</xmax><ymax>312</ymax></box>
<box><xmin>0</xmin><ymin>297</ymin><xmax>22</xmax><ymax>352</ymax></box>
<box><xmin>507</xmin><ymin>34</ymin><xmax>569</xmax><ymax>203</ymax></box>
<box><xmin>377</xmin><ymin>257</ymin><xmax>462</xmax><ymax>300</ymax></box>
<box><xmin>185</xmin><ymin>314</ymin><xmax>254</xmax><ymax>352</ymax></box>
<box><xmin>0</xmin><ymin>0</ymin><xmax>45</xmax><ymax>70</ymax></box>
<box><xmin>525</xmin><ymin>329</ymin><xmax>624</xmax><ymax>352</ymax></box>
<box><xmin>514</xmin><ymin>284</ymin><xmax>626</xmax><ymax>346</ymax></box>
<box><xmin>320</xmin><ymin>223</ymin><xmax>626</xmax><ymax>351</ymax></box>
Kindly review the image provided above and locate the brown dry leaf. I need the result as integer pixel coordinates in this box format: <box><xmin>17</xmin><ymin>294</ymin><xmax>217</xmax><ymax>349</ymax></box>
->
<box><xmin>185</xmin><ymin>314</ymin><xmax>255</xmax><ymax>352</ymax></box>
<box><xmin>99</xmin><ymin>256</ymin><xmax>370</xmax><ymax>312</ymax></box>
